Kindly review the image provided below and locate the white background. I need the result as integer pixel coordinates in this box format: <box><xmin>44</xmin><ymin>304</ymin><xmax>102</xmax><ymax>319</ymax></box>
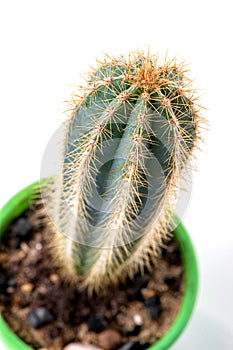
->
<box><xmin>1</xmin><ymin>1</ymin><xmax>233</xmax><ymax>349</ymax></box>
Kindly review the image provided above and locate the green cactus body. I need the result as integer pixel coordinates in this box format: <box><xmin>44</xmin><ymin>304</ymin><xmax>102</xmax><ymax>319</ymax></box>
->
<box><xmin>44</xmin><ymin>53</ymin><xmax>200</xmax><ymax>292</ymax></box>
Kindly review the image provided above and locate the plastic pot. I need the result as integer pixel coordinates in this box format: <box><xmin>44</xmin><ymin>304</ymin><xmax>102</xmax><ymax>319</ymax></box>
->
<box><xmin>0</xmin><ymin>182</ymin><xmax>198</xmax><ymax>350</ymax></box>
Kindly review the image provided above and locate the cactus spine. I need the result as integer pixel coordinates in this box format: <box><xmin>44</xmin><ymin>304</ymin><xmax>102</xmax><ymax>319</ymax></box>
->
<box><xmin>43</xmin><ymin>52</ymin><xmax>202</xmax><ymax>293</ymax></box>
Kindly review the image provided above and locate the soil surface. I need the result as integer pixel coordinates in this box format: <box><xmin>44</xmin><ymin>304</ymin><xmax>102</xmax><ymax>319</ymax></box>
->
<box><xmin>0</xmin><ymin>206</ymin><xmax>184</xmax><ymax>350</ymax></box>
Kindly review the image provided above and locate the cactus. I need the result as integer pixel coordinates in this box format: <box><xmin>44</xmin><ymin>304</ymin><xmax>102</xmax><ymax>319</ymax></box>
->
<box><xmin>42</xmin><ymin>51</ymin><xmax>202</xmax><ymax>293</ymax></box>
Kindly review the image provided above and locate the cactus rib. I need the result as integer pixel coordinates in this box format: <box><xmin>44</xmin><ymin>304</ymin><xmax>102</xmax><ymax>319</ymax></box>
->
<box><xmin>41</xmin><ymin>51</ymin><xmax>203</xmax><ymax>293</ymax></box>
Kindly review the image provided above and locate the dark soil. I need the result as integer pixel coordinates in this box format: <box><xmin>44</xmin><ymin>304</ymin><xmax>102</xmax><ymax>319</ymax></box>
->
<box><xmin>0</xmin><ymin>206</ymin><xmax>184</xmax><ymax>350</ymax></box>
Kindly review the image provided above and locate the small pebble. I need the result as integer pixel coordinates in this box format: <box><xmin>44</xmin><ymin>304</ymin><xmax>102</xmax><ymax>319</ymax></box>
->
<box><xmin>164</xmin><ymin>275</ymin><xmax>180</xmax><ymax>291</ymax></box>
<box><xmin>13</xmin><ymin>217</ymin><xmax>33</xmax><ymax>238</ymax></box>
<box><xmin>6</xmin><ymin>287</ymin><xmax>15</xmax><ymax>294</ymax></box>
<box><xmin>28</xmin><ymin>307</ymin><xmax>54</xmax><ymax>329</ymax></box>
<box><xmin>0</xmin><ymin>272</ymin><xmax>7</xmax><ymax>294</ymax></box>
<box><xmin>87</xmin><ymin>314</ymin><xmax>107</xmax><ymax>333</ymax></box>
<box><xmin>144</xmin><ymin>295</ymin><xmax>160</xmax><ymax>308</ymax></box>
<box><xmin>98</xmin><ymin>329</ymin><xmax>122</xmax><ymax>350</ymax></box>
<box><xmin>7</xmin><ymin>278</ymin><xmax>17</xmax><ymax>287</ymax></box>
<box><xmin>141</xmin><ymin>288</ymin><xmax>155</xmax><ymax>300</ymax></box>
<box><xmin>133</xmin><ymin>314</ymin><xmax>143</xmax><ymax>326</ymax></box>
<box><xmin>144</xmin><ymin>295</ymin><xmax>161</xmax><ymax>320</ymax></box>
<box><xmin>35</xmin><ymin>243</ymin><xmax>43</xmax><ymax>251</ymax></box>
<box><xmin>21</xmin><ymin>283</ymin><xmax>34</xmax><ymax>293</ymax></box>
<box><xmin>38</xmin><ymin>285</ymin><xmax>47</xmax><ymax>295</ymax></box>
<box><xmin>49</xmin><ymin>274</ymin><xmax>59</xmax><ymax>283</ymax></box>
<box><xmin>149</xmin><ymin>304</ymin><xmax>161</xmax><ymax>320</ymax></box>
<box><xmin>63</xmin><ymin>343</ymin><xmax>102</xmax><ymax>350</ymax></box>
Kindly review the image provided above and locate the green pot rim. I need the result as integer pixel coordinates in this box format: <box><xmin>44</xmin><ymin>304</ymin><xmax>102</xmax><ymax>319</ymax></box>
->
<box><xmin>0</xmin><ymin>181</ymin><xmax>198</xmax><ymax>350</ymax></box>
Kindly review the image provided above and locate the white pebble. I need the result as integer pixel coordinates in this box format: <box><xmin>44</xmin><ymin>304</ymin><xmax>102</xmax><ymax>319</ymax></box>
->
<box><xmin>35</xmin><ymin>243</ymin><xmax>43</xmax><ymax>251</ymax></box>
<box><xmin>134</xmin><ymin>313</ymin><xmax>143</xmax><ymax>325</ymax></box>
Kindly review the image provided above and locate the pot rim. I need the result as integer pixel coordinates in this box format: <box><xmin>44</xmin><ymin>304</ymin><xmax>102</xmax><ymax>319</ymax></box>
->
<box><xmin>0</xmin><ymin>181</ymin><xmax>198</xmax><ymax>350</ymax></box>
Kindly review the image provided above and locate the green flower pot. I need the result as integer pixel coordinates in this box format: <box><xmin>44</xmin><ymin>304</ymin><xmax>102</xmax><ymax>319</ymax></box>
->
<box><xmin>0</xmin><ymin>182</ymin><xmax>198</xmax><ymax>350</ymax></box>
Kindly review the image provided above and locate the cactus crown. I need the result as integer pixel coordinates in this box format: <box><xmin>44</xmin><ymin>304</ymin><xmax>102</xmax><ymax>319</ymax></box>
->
<box><xmin>42</xmin><ymin>51</ymin><xmax>202</xmax><ymax>293</ymax></box>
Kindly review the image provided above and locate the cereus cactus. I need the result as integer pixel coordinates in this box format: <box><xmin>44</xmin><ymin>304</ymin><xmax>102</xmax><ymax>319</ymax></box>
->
<box><xmin>42</xmin><ymin>51</ymin><xmax>202</xmax><ymax>293</ymax></box>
